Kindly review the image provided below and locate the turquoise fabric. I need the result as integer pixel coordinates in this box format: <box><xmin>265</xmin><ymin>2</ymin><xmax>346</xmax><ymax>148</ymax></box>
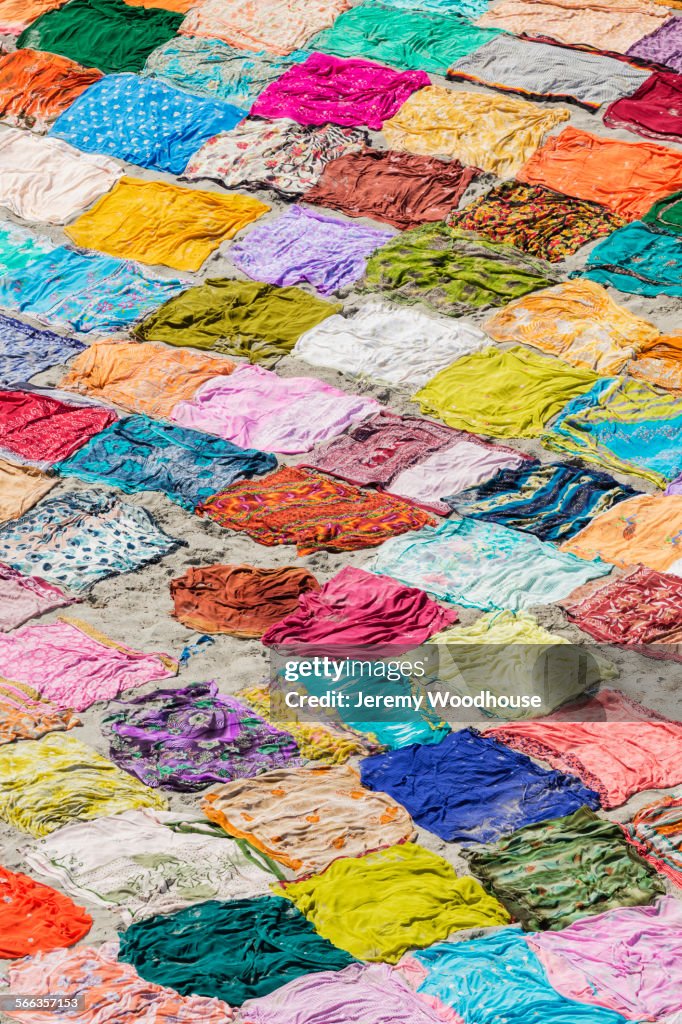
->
<box><xmin>580</xmin><ymin>221</ymin><xmax>682</xmax><ymax>297</ymax></box>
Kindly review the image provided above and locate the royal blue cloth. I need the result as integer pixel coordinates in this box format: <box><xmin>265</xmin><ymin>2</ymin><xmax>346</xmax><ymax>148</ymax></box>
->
<box><xmin>0</xmin><ymin>314</ymin><xmax>85</xmax><ymax>387</ymax></box>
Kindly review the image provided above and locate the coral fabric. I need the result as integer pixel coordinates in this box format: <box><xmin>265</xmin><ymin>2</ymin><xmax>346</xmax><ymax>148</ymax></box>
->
<box><xmin>0</xmin><ymin>49</ymin><xmax>102</xmax><ymax>133</ymax></box>
<box><xmin>0</xmin><ymin>867</ymin><xmax>92</xmax><ymax>959</ymax></box>
<box><xmin>0</xmin><ymin>565</ymin><xmax>73</xmax><ymax>634</ymax></box>
<box><xmin>0</xmin><ymin>461</ymin><xmax>55</xmax><ymax>523</ymax></box>
<box><xmin>0</xmin><ymin>0</ymin><xmax>65</xmax><ymax>33</ymax></box>
<box><xmin>605</xmin><ymin>70</ymin><xmax>682</xmax><ymax>141</ymax></box>
<box><xmin>179</xmin><ymin>0</ymin><xmax>350</xmax><ymax>55</ymax></box>
<box><xmin>0</xmin><ymin>390</ymin><xmax>116</xmax><ymax>465</ymax></box>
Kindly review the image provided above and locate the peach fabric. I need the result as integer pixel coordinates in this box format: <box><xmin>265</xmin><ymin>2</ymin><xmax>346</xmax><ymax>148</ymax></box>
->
<box><xmin>125</xmin><ymin>0</ymin><xmax>193</xmax><ymax>8</ymax></box>
<box><xmin>0</xmin><ymin>0</ymin><xmax>65</xmax><ymax>33</ymax></box>
<box><xmin>0</xmin><ymin>461</ymin><xmax>55</xmax><ymax>524</ymax></box>
<box><xmin>180</xmin><ymin>0</ymin><xmax>349</xmax><ymax>55</ymax></box>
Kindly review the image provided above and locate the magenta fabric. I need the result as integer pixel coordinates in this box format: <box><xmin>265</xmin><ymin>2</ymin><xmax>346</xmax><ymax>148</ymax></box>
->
<box><xmin>604</xmin><ymin>71</ymin><xmax>682</xmax><ymax>141</ymax></box>
<box><xmin>249</xmin><ymin>52</ymin><xmax>429</xmax><ymax>130</ymax></box>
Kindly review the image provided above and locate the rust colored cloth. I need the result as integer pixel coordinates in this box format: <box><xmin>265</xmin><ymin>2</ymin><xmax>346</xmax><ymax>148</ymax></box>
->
<box><xmin>303</xmin><ymin>149</ymin><xmax>478</xmax><ymax>230</ymax></box>
<box><xmin>170</xmin><ymin>564</ymin><xmax>320</xmax><ymax>637</ymax></box>
<box><xmin>0</xmin><ymin>390</ymin><xmax>116</xmax><ymax>465</ymax></box>
<box><xmin>604</xmin><ymin>71</ymin><xmax>682</xmax><ymax>141</ymax></box>
<box><xmin>0</xmin><ymin>866</ymin><xmax>92</xmax><ymax>958</ymax></box>
<box><xmin>197</xmin><ymin>466</ymin><xmax>434</xmax><ymax>555</ymax></box>
<box><xmin>518</xmin><ymin>125</ymin><xmax>682</xmax><ymax>220</ymax></box>
<box><xmin>0</xmin><ymin>49</ymin><xmax>102</xmax><ymax>134</ymax></box>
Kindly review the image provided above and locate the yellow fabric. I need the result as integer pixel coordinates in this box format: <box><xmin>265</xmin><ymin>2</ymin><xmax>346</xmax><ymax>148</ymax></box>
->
<box><xmin>562</xmin><ymin>494</ymin><xmax>682</xmax><ymax>574</ymax></box>
<box><xmin>278</xmin><ymin>842</ymin><xmax>510</xmax><ymax>962</ymax></box>
<box><xmin>0</xmin><ymin>459</ymin><xmax>55</xmax><ymax>523</ymax></box>
<box><xmin>382</xmin><ymin>86</ymin><xmax>569</xmax><ymax>176</ymax></box>
<box><xmin>65</xmin><ymin>176</ymin><xmax>269</xmax><ymax>272</ymax></box>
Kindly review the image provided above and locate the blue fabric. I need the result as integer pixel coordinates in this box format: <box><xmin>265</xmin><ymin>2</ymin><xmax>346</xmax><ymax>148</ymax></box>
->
<box><xmin>0</xmin><ymin>314</ymin><xmax>85</xmax><ymax>387</ymax></box>
<box><xmin>366</xmin><ymin>0</ymin><xmax>489</xmax><ymax>16</ymax></box>
<box><xmin>58</xmin><ymin>415</ymin><xmax>277</xmax><ymax>510</ymax></box>
<box><xmin>580</xmin><ymin>221</ymin><xmax>682</xmax><ymax>297</ymax></box>
<box><xmin>50</xmin><ymin>73</ymin><xmax>247</xmax><ymax>174</ymax></box>
<box><xmin>410</xmin><ymin>930</ymin><xmax>629</xmax><ymax>1024</ymax></box>
<box><xmin>360</xmin><ymin>728</ymin><xmax>599</xmax><ymax>843</ymax></box>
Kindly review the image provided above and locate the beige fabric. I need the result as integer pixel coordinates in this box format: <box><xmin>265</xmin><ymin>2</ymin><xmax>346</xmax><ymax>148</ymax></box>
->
<box><xmin>0</xmin><ymin>460</ymin><xmax>55</xmax><ymax>523</ymax></box>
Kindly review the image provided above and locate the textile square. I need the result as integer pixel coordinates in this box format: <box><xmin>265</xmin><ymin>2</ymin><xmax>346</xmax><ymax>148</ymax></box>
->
<box><xmin>179</xmin><ymin>0</ymin><xmax>350</xmax><ymax>55</ymax></box>
<box><xmin>0</xmin><ymin>314</ymin><xmax>85</xmax><ymax>388</ymax></box>
<box><xmin>0</xmin><ymin>49</ymin><xmax>102</xmax><ymax>133</ymax></box>
<box><xmin>0</xmin><ymin>389</ymin><xmax>116</xmax><ymax>465</ymax></box>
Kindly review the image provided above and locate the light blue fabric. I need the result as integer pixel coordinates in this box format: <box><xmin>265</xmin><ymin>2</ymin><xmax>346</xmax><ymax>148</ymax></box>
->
<box><xmin>0</xmin><ymin>223</ymin><xmax>55</xmax><ymax>277</ymax></box>
<box><xmin>50</xmin><ymin>73</ymin><xmax>247</xmax><ymax>174</ymax></box>
<box><xmin>366</xmin><ymin>0</ymin><xmax>489</xmax><ymax>17</ymax></box>
<box><xmin>0</xmin><ymin>314</ymin><xmax>85</xmax><ymax>387</ymax></box>
<box><xmin>580</xmin><ymin>221</ymin><xmax>682</xmax><ymax>297</ymax></box>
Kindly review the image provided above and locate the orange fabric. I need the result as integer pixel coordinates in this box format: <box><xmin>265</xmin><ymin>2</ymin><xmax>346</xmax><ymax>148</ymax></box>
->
<box><xmin>0</xmin><ymin>49</ymin><xmax>102</xmax><ymax>133</ymax></box>
<box><xmin>631</xmin><ymin>333</ymin><xmax>682</xmax><ymax>392</ymax></box>
<box><xmin>0</xmin><ymin>0</ymin><xmax>65</xmax><ymax>32</ymax></box>
<box><xmin>0</xmin><ymin>866</ymin><xmax>92</xmax><ymax>958</ymax></box>
<box><xmin>518</xmin><ymin>126</ymin><xmax>682</xmax><ymax>220</ymax></box>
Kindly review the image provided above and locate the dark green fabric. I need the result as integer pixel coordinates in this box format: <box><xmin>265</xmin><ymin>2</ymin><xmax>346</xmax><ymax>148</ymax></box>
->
<box><xmin>643</xmin><ymin>189</ymin><xmax>682</xmax><ymax>235</ymax></box>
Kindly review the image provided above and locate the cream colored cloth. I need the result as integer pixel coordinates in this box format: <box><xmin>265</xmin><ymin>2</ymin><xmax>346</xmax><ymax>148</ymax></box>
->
<box><xmin>0</xmin><ymin>460</ymin><xmax>55</xmax><ymax>523</ymax></box>
<box><xmin>180</xmin><ymin>0</ymin><xmax>349</xmax><ymax>55</ymax></box>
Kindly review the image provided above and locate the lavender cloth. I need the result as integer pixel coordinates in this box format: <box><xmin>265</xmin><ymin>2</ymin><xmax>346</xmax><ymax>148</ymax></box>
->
<box><xmin>627</xmin><ymin>18</ymin><xmax>682</xmax><ymax>72</ymax></box>
<box><xmin>230</xmin><ymin>206</ymin><xmax>396</xmax><ymax>295</ymax></box>
<box><xmin>666</xmin><ymin>474</ymin><xmax>682</xmax><ymax>494</ymax></box>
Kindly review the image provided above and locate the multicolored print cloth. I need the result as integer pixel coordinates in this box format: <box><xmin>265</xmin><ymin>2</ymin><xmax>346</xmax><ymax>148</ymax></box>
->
<box><xmin>178</xmin><ymin>0</ymin><xmax>349</xmax><ymax>55</ymax></box>
<box><xmin>0</xmin><ymin>314</ymin><xmax>85</xmax><ymax>388</ymax></box>
<box><xmin>623</xmin><ymin>801</ymin><xmax>682</xmax><ymax>888</ymax></box>
<box><xmin>0</xmin><ymin>679</ymin><xmax>79</xmax><ymax>746</ymax></box>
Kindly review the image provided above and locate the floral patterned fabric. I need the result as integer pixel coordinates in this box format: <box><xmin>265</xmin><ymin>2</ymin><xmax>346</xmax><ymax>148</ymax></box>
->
<box><xmin>0</xmin><ymin>314</ymin><xmax>85</xmax><ymax>388</ymax></box>
<box><xmin>179</xmin><ymin>0</ymin><xmax>350</xmax><ymax>55</ymax></box>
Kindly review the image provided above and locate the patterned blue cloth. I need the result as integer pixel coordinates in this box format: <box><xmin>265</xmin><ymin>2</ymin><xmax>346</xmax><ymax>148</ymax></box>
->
<box><xmin>580</xmin><ymin>221</ymin><xmax>682</xmax><ymax>297</ymax></box>
<box><xmin>366</xmin><ymin>0</ymin><xmax>489</xmax><ymax>16</ymax></box>
<box><xmin>49</xmin><ymin>73</ymin><xmax>247</xmax><ymax>174</ymax></box>
<box><xmin>360</xmin><ymin>728</ymin><xmax>600</xmax><ymax>843</ymax></box>
<box><xmin>58</xmin><ymin>415</ymin><xmax>277</xmax><ymax>510</ymax></box>
<box><xmin>0</xmin><ymin>314</ymin><xmax>85</xmax><ymax>387</ymax></box>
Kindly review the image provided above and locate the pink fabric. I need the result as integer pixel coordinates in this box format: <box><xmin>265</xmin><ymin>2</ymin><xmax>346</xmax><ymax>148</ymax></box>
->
<box><xmin>261</xmin><ymin>564</ymin><xmax>457</xmax><ymax>652</ymax></box>
<box><xmin>0</xmin><ymin>563</ymin><xmax>74</xmax><ymax>632</ymax></box>
<box><xmin>171</xmin><ymin>364</ymin><xmax>380</xmax><ymax>454</ymax></box>
<box><xmin>0</xmin><ymin>619</ymin><xmax>177</xmax><ymax>711</ymax></box>
<box><xmin>250</xmin><ymin>52</ymin><xmax>430</xmax><ymax>130</ymax></box>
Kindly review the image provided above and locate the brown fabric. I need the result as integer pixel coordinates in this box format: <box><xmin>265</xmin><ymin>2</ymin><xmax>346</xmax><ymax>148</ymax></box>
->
<box><xmin>303</xmin><ymin>148</ymin><xmax>478</xmax><ymax>229</ymax></box>
<box><xmin>170</xmin><ymin>563</ymin><xmax>320</xmax><ymax>637</ymax></box>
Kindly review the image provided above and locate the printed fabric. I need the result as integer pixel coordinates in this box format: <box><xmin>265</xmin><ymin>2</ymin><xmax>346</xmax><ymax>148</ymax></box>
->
<box><xmin>623</xmin><ymin>802</ymin><xmax>682</xmax><ymax>888</ymax></box>
<box><xmin>361</xmin><ymin>728</ymin><xmax>599</xmax><ymax>844</ymax></box>
<box><xmin>118</xmin><ymin>895</ymin><xmax>355</xmax><ymax>1004</ymax></box>
<box><xmin>0</xmin><ymin>679</ymin><xmax>78</xmax><ymax>745</ymax></box>
<box><xmin>197</xmin><ymin>466</ymin><xmax>434</xmax><ymax>555</ymax></box>
<box><xmin>66</xmin><ymin>177</ymin><xmax>268</xmax><ymax>272</ymax></box>
<box><xmin>488</xmin><ymin>688</ymin><xmax>682</xmax><ymax>808</ymax></box>
<box><xmin>102</xmin><ymin>682</ymin><xmax>300</xmax><ymax>791</ymax></box>
<box><xmin>179</xmin><ymin>0</ymin><xmax>350</xmax><ymax>55</ymax></box>
<box><xmin>361</xmin><ymin>223</ymin><xmax>559</xmax><ymax>317</ymax></box>
<box><xmin>0</xmin><ymin>389</ymin><xmax>116</xmax><ymax>465</ymax></box>
<box><xmin>627</xmin><ymin>16</ymin><xmax>682</xmax><ymax>71</ymax></box>
<box><xmin>581</xmin><ymin>220</ymin><xmax>682</xmax><ymax>298</ymax></box>
<box><xmin>278</xmin><ymin>842</ymin><xmax>510</xmax><ymax>962</ymax></box>
<box><xmin>605</xmin><ymin>71</ymin><xmax>682</xmax><ymax>141</ymax></box>
<box><xmin>382</xmin><ymin>86</ymin><xmax>568</xmax><ymax>175</ymax></box>
<box><xmin>204</xmin><ymin>764</ymin><xmax>415</xmax><ymax>873</ymax></box>
<box><xmin>171</xmin><ymin>364</ymin><xmax>380</xmax><ymax>454</ymax></box>
<box><xmin>414</xmin><ymin>345</ymin><xmax>597</xmax><ymax>437</ymax></box>
<box><xmin>0</xmin><ymin>314</ymin><xmax>85</xmax><ymax>389</ymax></box>
<box><xmin>0</xmin><ymin>461</ymin><xmax>55</xmax><ymax>523</ymax></box>
<box><xmin>0</xmin><ymin>222</ymin><xmax>55</xmax><ymax>278</ymax></box>
<box><xmin>0</xmin><ymin>565</ymin><xmax>73</xmax><ymax>634</ymax></box>
<box><xmin>134</xmin><ymin>278</ymin><xmax>339</xmax><ymax>366</ymax></box>
<box><xmin>250</xmin><ymin>52</ymin><xmax>430</xmax><ymax>130</ymax></box>
<box><xmin>0</xmin><ymin>867</ymin><xmax>92</xmax><ymax>959</ymax></box>
<box><xmin>0</xmin><ymin>49</ymin><xmax>101</xmax><ymax>133</ymax></box>
<box><xmin>370</xmin><ymin>515</ymin><xmax>609</xmax><ymax>610</ymax></box>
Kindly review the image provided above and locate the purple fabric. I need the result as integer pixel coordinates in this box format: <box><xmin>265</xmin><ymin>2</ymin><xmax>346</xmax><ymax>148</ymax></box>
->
<box><xmin>627</xmin><ymin>18</ymin><xmax>682</xmax><ymax>72</ymax></box>
<box><xmin>666</xmin><ymin>474</ymin><xmax>682</xmax><ymax>494</ymax></box>
<box><xmin>230</xmin><ymin>206</ymin><xmax>396</xmax><ymax>295</ymax></box>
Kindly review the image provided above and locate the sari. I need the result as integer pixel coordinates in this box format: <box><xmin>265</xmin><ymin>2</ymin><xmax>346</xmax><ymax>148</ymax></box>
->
<box><xmin>581</xmin><ymin>220</ymin><xmax>682</xmax><ymax>297</ymax></box>
<box><xmin>179</xmin><ymin>0</ymin><xmax>349</xmax><ymax>55</ymax></box>
<box><xmin>627</xmin><ymin>16</ymin><xmax>682</xmax><ymax>70</ymax></box>
<box><xmin>0</xmin><ymin>565</ymin><xmax>73</xmax><ymax>633</ymax></box>
<box><xmin>0</xmin><ymin>679</ymin><xmax>78</xmax><ymax>745</ymax></box>
<box><xmin>0</xmin><ymin>461</ymin><xmax>55</xmax><ymax>523</ymax></box>
<box><xmin>0</xmin><ymin>389</ymin><xmax>116</xmax><ymax>465</ymax></box>
<box><xmin>605</xmin><ymin>70</ymin><xmax>682</xmax><ymax>141</ymax></box>
<box><xmin>0</xmin><ymin>867</ymin><xmax>91</xmax><ymax>958</ymax></box>
<box><xmin>623</xmin><ymin>802</ymin><xmax>682</xmax><ymax>888</ymax></box>
<box><xmin>0</xmin><ymin>49</ymin><xmax>101</xmax><ymax>133</ymax></box>
<box><xmin>0</xmin><ymin>314</ymin><xmax>85</xmax><ymax>388</ymax></box>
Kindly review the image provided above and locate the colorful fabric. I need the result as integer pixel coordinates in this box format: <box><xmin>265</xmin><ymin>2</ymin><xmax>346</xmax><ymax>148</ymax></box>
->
<box><xmin>0</xmin><ymin>679</ymin><xmax>78</xmax><ymax>746</ymax></box>
<box><xmin>627</xmin><ymin>17</ymin><xmax>682</xmax><ymax>71</ymax></box>
<box><xmin>0</xmin><ymin>733</ymin><xmax>167</xmax><ymax>837</ymax></box>
<box><xmin>0</xmin><ymin>222</ymin><xmax>55</xmax><ymax>277</ymax></box>
<box><xmin>0</xmin><ymin>867</ymin><xmax>92</xmax><ymax>959</ymax></box>
<box><xmin>0</xmin><ymin>461</ymin><xmax>55</xmax><ymax>523</ymax></box>
<box><xmin>250</xmin><ymin>53</ymin><xmax>429</xmax><ymax>129</ymax></box>
<box><xmin>562</xmin><ymin>493</ymin><xmax>682</xmax><ymax>573</ymax></box>
<box><xmin>361</xmin><ymin>728</ymin><xmax>599</xmax><ymax>845</ymax></box>
<box><xmin>447</xmin><ymin>181</ymin><xmax>624</xmax><ymax>263</ymax></box>
<box><xmin>294</xmin><ymin>300</ymin><xmax>487</xmax><ymax>388</ymax></box>
<box><xmin>530</xmin><ymin>898</ymin><xmax>682</xmax><ymax>1021</ymax></box>
<box><xmin>518</xmin><ymin>126</ymin><xmax>682</xmax><ymax>220</ymax></box>
<box><xmin>24</xmin><ymin>808</ymin><xmax>277</xmax><ymax>924</ymax></box>
<box><xmin>50</xmin><ymin>73</ymin><xmax>246</xmax><ymax>174</ymax></box>
<box><xmin>304</xmin><ymin>148</ymin><xmax>478</xmax><ymax>229</ymax></box>
<box><xmin>204</xmin><ymin>764</ymin><xmax>415</xmax><ymax>873</ymax></box>
<box><xmin>134</xmin><ymin>278</ymin><xmax>339</xmax><ymax>366</ymax></box>
<box><xmin>18</xmin><ymin>0</ymin><xmax>184</xmax><ymax>74</ymax></box>
<box><xmin>310</xmin><ymin>5</ymin><xmax>502</xmax><ymax>74</ymax></box>
<box><xmin>261</xmin><ymin>565</ymin><xmax>456</xmax><ymax>650</ymax></box>
<box><xmin>0</xmin><ymin>617</ymin><xmax>176</xmax><ymax>712</ymax></box>
<box><xmin>623</xmin><ymin>802</ymin><xmax>682</xmax><ymax>888</ymax></box>
<box><xmin>448</xmin><ymin>462</ymin><xmax>638</xmax><ymax>542</ymax></box>
<box><xmin>370</xmin><ymin>515</ymin><xmax>609</xmax><ymax>610</ymax></box>
<box><xmin>197</xmin><ymin>466</ymin><xmax>434</xmax><ymax>555</ymax></box>
<box><xmin>468</xmin><ymin>806</ymin><xmax>666</xmax><ymax>930</ymax></box>
<box><xmin>546</xmin><ymin>376</ymin><xmax>682</xmax><ymax>485</ymax></box>
<box><xmin>62</xmin><ymin>340</ymin><xmax>235</xmax><ymax>418</ymax></box>
<box><xmin>0</xmin><ymin>0</ymin><xmax>65</xmax><ymax>33</ymax></box>
<box><xmin>605</xmin><ymin>70</ymin><xmax>682</xmax><ymax>141</ymax></box>
<box><xmin>66</xmin><ymin>177</ymin><xmax>268</xmax><ymax>272</ymax></box>
<box><xmin>484</xmin><ymin>279</ymin><xmax>657</xmax><ymax>375</ymax></box>
<box><xmin>414</xmin><ymin>346</ymin><xmax>597</xmax><ymax>438</ymax></box>
<box><xmin>0</xmin><ymin>389</ymin><xmax>116</xmax><ymax>465</ymax></box>
<box><xmin>171</xmin><ymin>365</ymin><xmax>379</xmax><ymax>454</ymax></box>
<box><xmin>184</xmin><ymin>119</ymin><xmax>368</xmax><ymax>198</ymax></box>
<box><xmin>404</xmin><ymin>930</ymin><xmax>629</xmax><ymax>1024</ymax></box>
<box><xmin>103</xmin><ymin>682</ymin><xmax>300</xmax><ymax>791</ymax></box>
<box><xmin>383</xmin><ymin>86</ymin><xmax>568</xmax><ymax>174</ymax></box>
<box><xmin>143</xmin><ymin>37</ymin><xmax>309</xmax><ymax>105</ymax></box>
<box><xmin>449</xmin><ymin>32</ymin><xmax>650</xmax><ymax>109</ymax></box>
<box><xmin>119</xmin><ymin>895</ymin><xmax>355</xmax><ymax>1003</ymax></box>
<box><xmin>0</xmin><ymin>490</ymin><xmax>179</xmax><ymax>593</ymax></box>
<box><xmin>361</xmin><ymin>223</ymin><xmax>559</xmax><ymax>317</ymax></box>
<box><xmin>2</xmin><ymin>942</ymin><xmax>235</xmax><ymax>1022</ymax></box>
<box><xmin>230</xmin><ymin>206</ymin><xmax>395</xmax><ymax>296</ymax></box>
<box><xmin>0</xmin><ymin>315</ymin><xmax>85</xmax><ymax>388</ymax></box>
<box><xmin>489</xmin><ymin>688</ymin><xmax>682</xmax><ymax>808</ymax></box>
<box><xmin>581</xmin><ymin>220</ymin><xmax>682</xmax><ymax>297</ymax></box>
<box><xmin>0</xmin><ymin>565</ymin><xmax>72</xmax><ymax>633</ymax></box>
<box><xmin>643</xmin><ymin>188</ymin><xmax>682</xmax><ymax>234</ymax></box>
<box><xmin>179</xmin><ymin>0</ymin><xmax>349</xmax><ymax>55</ymax></box>
<box><xmin>373</xmin><ymin>0</ymin><xmax>488</xmax><ymax>11</ymax></box>
<box><xmin>279</xmin><ymin>842</ymin><xmax>510</xmax><ymax>962</ymax></box>
<box><xmin>171</xmin><ymin>564</ymin><xmax>320</xmax><ymax>636</ymax></box>
<box><xmin>0</xmin><ymin>49</ymin><xmax>101</xmax><ymax>133</ymax></box>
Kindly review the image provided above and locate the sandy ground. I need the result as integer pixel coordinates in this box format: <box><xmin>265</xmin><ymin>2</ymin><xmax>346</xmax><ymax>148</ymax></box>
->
<box><xmin>0</xmin><ymin>17</ymin><xmax>681</xmax><ymax>1016</ymax></box>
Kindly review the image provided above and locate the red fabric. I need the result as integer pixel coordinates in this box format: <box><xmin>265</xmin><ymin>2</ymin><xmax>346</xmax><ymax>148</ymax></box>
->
<box><xmin>604</xmin><ymin>71</ymin><xmax>682</xmax><ymax>141</ymax></box>
<box><xmin>0</xmin><ymin>866</ymin><xmax>92</xmax><ymax>958</ymax></box>
<box><xmin>0</xmin><ymin>390</ymin><xmax>116</xmax><ymax>463</ymax></box>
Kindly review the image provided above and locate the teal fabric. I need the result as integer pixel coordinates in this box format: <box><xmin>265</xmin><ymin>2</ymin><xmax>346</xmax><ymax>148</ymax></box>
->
<box><xmin>580</xmin><ymin>221</ymin><xmax>682</xmax><ymax>297</ymax></box>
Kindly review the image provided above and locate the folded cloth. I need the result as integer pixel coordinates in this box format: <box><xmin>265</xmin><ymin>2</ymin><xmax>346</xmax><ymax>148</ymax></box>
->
<box><xmin>0</xmin><ymin>565</ymin><xmax>73</xmax><ymax>634</ymax></box>
<box><xmin>605</xmin><ymin>70</ymin><xmax>682</xmax><ymax>141</ymax></box>
<box><xmin>0</xmin><ymin>461</ymin><xmax>55</xmax><ymax>523</ymax></box>
<box><xmin>0</xmin><ymin>49</ymin><xmax>102</xmax><ymax>133</ymax></box>
<box><xmin>0</xmin><ymin>389</ymin><xmax>116</xmax><ymax>465</ymax></box>
<box><xmin>0</xmin><ymin>315</ymin><xmax>85</xmax><ymax>388</ymax></box>
<box><xmin>0</xmin><ymin>867</ymin><xmax>92</xmax><ymax>959</ymax></box>
<box><xmin>178</xmin><ymin>0</ymin><xmax>350</xmax><ymax>55</ymax></box>
<box><xmin>0</xmin><ymin>679</ymin><xmax>79</xmax><ymax>745</ymax></box>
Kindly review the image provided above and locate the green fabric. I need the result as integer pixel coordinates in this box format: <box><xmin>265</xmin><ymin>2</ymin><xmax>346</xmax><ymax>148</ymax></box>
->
<box><xmin>360</xmin><ymin>223</ymin><xmax>559</xmax><ymax>317</ymax></box>
<box><xmin>118</xmin><ymin>895</ymin><xmax>355</xmax><ymax>1005</ymax></box>
<box><xmin>18</xmin><ymin>0</ymin><xmax>183</xmax><ymax>75</ymax></box>
<box><xmin>467</xmin><ymin>806</ymin><xmax>666</xmax><ymax>931</ymax></box>
<box><xmin>642</xmin><ymin>190</ymin><xmax>682</xmax><ymax>234</ymax></box>
<box><xmin>134</xmin><ymin>278</ymin><xmax>340</xmax><ymax>366</ymax></box>
<box><xmin>309</xmin><ymin>3</ymin><xmax>501</xmax><ymax>75</ymax></box>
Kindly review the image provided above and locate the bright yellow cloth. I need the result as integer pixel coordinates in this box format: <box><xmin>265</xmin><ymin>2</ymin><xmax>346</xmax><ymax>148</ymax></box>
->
<box><xmin>65</xmin><ymin>176</ymin><xmax>269</xmax><ymax>272</ymax></box>
<box><xmin>382</xmin><ymin>86</ymin><xmax>569</xmax><ymax>176</ymax></box>
<box><xmin>277</xmin><ymin>842</ymin><xmax>510</xmax><ymax>962</ymax></box>
<box><xmin>0</xmin><ymin>459</ymin><xmax>55</xmax><ymax>523</ymax></box>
